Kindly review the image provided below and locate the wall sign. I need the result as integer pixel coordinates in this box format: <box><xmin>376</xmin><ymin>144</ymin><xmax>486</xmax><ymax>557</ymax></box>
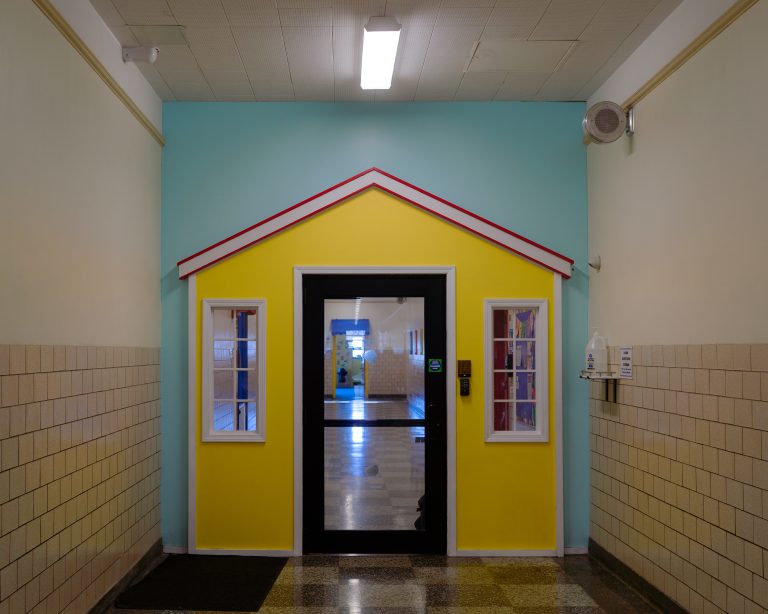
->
<box><xmin>428</xmin><ymin>358</ymin><xmax>443</xmax><ymax>373</ymax></box>
<box><xmin>619</xmin><ymin>347</ymin><xmax>633</xmax><ymax>378</ymax></box>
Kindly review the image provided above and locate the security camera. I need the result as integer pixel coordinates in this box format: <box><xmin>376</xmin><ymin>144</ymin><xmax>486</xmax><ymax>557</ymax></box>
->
<box><xmin>122</xmin><ymin>47</ymin><xmax>160</xmax><ymax>64</ymax></box>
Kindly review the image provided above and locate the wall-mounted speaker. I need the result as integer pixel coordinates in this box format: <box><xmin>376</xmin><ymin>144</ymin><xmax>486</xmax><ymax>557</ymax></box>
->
<box><xmin>583</xmin><ymin>101</ymin><xmax>628</xmax><ymax>144</ymax></box>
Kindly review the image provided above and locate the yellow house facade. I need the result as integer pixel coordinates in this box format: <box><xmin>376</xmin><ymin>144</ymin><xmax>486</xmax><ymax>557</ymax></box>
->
<box><xmin>180</xmin><ymin>169</ymin><xmax>573</xmax><ymax>556</ymax></box>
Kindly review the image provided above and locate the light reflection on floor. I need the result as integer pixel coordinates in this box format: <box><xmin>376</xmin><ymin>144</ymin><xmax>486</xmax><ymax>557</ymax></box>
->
<box><xmin>324</xmin><ymin>396</ymin><xmax>425</xmax><ymax>531</ymax></box>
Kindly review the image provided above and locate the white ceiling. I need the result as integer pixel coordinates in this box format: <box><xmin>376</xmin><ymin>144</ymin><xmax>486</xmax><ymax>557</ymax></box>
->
<box><xmin>90</xmin><ymin>0</ymin><xmax>683</xmax><ymax>102</ymax></box>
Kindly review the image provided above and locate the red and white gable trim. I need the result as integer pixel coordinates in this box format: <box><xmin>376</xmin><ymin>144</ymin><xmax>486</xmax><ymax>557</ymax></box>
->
<box><xmin>177</xmin><ymin>168</ymin><xmax>574</xmax><ymax>279</ymax></box>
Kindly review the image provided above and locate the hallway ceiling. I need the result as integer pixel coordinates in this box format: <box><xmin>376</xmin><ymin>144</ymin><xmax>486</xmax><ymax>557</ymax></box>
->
<box><xmin>90</xmin><ymin>0</ymin><xmax>682</xmax><ymax>102</ymax></box>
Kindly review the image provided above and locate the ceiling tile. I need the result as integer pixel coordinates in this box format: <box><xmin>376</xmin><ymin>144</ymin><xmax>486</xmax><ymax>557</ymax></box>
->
<box><xmin>279</xmin><ymin>7</ymin><xmax>333</xmax><ymax>26</ymax></box>
<box><xmin>373</xmin><ymin>79</ymin><xmax>418</xmax><ymax>101</ymax></box>
<box><xmin>183</xmin><ymin>27</ymin><xmax>245</xmax><ymax>71</ymax></box>
<box><xmin>575</xmin><ymin>0</ymin><xmax>681</xmax><ymax>100</ymax></box>
<box><xmin>530</xmin><ymin>0</ymin><xmax>604</xmax><ymax>41</ymax></box>
<box><xmin>153</xmin><ymin>43</ymin><xmax>200</xmax><ymax>71</ymax></box>
<box><xmin>467</xmin><ymin>40</ymin><xmax>575</xmax><ymax>72</ymax></box>
<box><xmin>385</xmin><ymin>0</ymin><xmax>440</xmax><ymax>27</ymax></box>
<box><xmin>130</xmin><ymin>25</ymin><xmax>188</xmax><ymax>45</ymax></box>
<box><xmin>276</xmin><ymin>0</ymin><xmax>331</xmax><ymax>7</ymax></box>
<box><xmin>90</xmin><ymin>0</ymin><xmax>128</xmax><ymax>26</ymax></box>
<box><xmin>282</xmin><ymin>27</ymin><xmax>334</xmax><ymax>98</ymax></box>
<box><xmin>436</xmin><ymin>7</ymin><xmax>492</xmax><ymax>26</ymax></box>
<box><xmin>222</xmin><ymin>0</ymin><xmax>281</xmax><ymax>26</ymax></box>
<box><xmin>166</xmin><ymin>0</ymin><xmax>229</xmax><ymax>26</ymax></box>
<box><xmin>207</xmin><ymin>76</ymin><xmax>255</xmax><ymax>98</ymax></box>
<box><xmin>136</xmin><ymin>63</ymin><xmax>177</xmax><ymax>99</ymax></box>
<box><xmin>454</xmin><ymin>71</ymin><xmax>505</xmax><ymax>99</ymax></box>
<box><xmin>332</xmin><ymin>0</ymin><xmax>386</xmax><ymax>28</ymax></box>
<box><xmin>484</xmin><ymin>0</ymin><xmax>548</xmax><ymax>38</ymax></box>
<box><xmin>393</xmin><ymin>26</ymin><xmax>432</xmax><ymax>78</ymax></box>
<box><xmin>332</xmin><ymin>26</ymin><xmax>361</xmax><ymax>81</ymax></box>
<box><xmin>332</xmin><ymin>26</ymin><xmax>373</xmax><ymax>100</ymax></box>
<box><xmin>580</xmin><ymin>0</ymin><xmax>661</xmax><ymax>43</ymax></box>
<box><xmin>154</xmin><ymin>46</ymin><xmax>215</xmax><ymax>98</ymax></box>
<box><xmin>416</xmin><ymin>25</ymin><xmax>483</xmax><ymax>99</ymax></box>
<box><xmin>111</xmin><ymin>25</ymin><xmax>140</xmax><ymax>46</ymax></box>
<box><xmin>372</xmin><ymin>25</ymin><xmax>432</xmax><ymax>101</ymax></box>
<box><xmin>111</xmin><ymin>0</ymin><xmax>176</xmax><ymax>26</ymax></box>
<box><xmin>167</xmin><ymin>82</ymin><xmax>216</xmax><ymax>99</ymax></box>
<box><xmin>494</xmin><ymin>72</ymin><xmax>550</xmax><ymax>99</ymax></box>
<box><xmin>335</xmin><ymin>81</ymin><xmax>376</xmax><ymax>101</ymax></box>
<box><xmin>535</xmin><ymin>70</ymin><xmax>592</xmax><ymax>100</ymax></box>
<box><xmin>442</xmin><ymin>0</ymin><xmax>494</xmax><ymax>6</ymax></box>
<box><xmin>231</xmin><ymin>27</ymin><xmax>294</xmax><ymax>97</ymax></box>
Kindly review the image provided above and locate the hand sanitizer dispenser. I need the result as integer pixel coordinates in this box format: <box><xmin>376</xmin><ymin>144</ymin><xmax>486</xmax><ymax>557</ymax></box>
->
<box><xmin>585</xmin><ymin>329</ymin><xmax>607</xmax><ymax>372</ymax></box>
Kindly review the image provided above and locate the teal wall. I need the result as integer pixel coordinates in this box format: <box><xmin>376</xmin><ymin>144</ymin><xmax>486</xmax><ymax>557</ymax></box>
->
<box><xmin>161</xmin><ymin>102</ymin><xmax>590</xmax><ymax>549</ymax></box>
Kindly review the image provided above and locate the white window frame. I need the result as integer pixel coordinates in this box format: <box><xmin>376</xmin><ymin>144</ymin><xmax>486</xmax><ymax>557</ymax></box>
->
<box><xmin>484</xmin><ymin>298</ymin><xmax>548</xmax><ymax>443</ymax></box>
<box><xmin>202</xmin><ymin>299</ymin><xmax>266</xmax><ymax>442</ymax></box>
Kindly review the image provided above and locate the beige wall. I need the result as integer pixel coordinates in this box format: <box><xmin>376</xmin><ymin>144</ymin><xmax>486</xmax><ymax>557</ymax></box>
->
<box><xmin>0</xmin><ymin>0</ymin><xmax>162</xmax><ymax>611</ymax></box>
<box><xmin>0</xmin><ymin>344</ymin><xmax>160</xmax><ymax>613</ymax></box>
<box><xmin>591</xmin><ymin>344</ymin><xmax>768</xmax><ymax>613</ymax></box>
<box><xmin>587</xmin><ymin>0</ymin><xmax>768</xmax><ymax>346</ymax></box>
<box><xmin>0</xmin><ymin>0</ymin><xmax>161</xmax><ymax>347</ymax></box>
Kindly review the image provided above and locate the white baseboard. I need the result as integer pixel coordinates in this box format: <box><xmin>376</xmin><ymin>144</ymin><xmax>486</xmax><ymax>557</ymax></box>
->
<box><xmin>564</xmin><ymin>547</ymin><xmax>589</xmax><ymax>555</ymax></box>
<box><xmin>162</xmin><ymin>545</ymin><xmax>188</xmax><ymax>554</ymax></box>
<box><xmin>456</xmin><ymin>549</ymin><xmax>558</xmax><ymax>557</ymax></box>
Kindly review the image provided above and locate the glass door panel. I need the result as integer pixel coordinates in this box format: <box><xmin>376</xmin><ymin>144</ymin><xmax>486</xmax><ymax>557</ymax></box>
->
<box><xmin>324</xmin><ymin>426</ymin><xmax>425</xmax><ymax>531</ymax></box>
<box><xmin>322</xmin><ymin>296</ymin><xmax>425</xmax><ymax>532</ymax></box>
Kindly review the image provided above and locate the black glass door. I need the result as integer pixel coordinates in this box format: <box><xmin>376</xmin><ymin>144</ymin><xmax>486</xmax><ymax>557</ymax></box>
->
<box><xmin>303</xmin><ymin>274</ymin><xmax>447</xmax><ymax>554</ymax></box>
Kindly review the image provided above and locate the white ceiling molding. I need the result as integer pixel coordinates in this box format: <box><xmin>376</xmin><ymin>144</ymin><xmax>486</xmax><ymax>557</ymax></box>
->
<box><xmin>588</xmin><ymin>0</ymin><xmax>741</xmax><ymax>107</ymax></box>
<box><xmin>50</xmin><ymin>0</ymin><xmax>162</xmax><ymax>132</ymax></box>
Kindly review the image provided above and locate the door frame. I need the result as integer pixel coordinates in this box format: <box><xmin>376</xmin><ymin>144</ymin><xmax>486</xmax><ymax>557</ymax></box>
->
<box><xmin>293</xmin><ymin>266</ymin><xmax>457</xmax><ymax>556</ymax></box>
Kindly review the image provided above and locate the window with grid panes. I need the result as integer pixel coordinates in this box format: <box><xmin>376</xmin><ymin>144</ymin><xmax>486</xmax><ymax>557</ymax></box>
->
<box><xmin>202</xmin><ymin>299</ymin><xmax>265</xmax><ymax>442</ymax></box>
<box><xmin>484</xmin><ymin>299</ymin><xmax>548</xmax><ymax>442</ymax></box>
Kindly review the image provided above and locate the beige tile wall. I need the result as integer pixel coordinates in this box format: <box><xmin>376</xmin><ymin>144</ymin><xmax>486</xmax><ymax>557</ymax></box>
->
<box><xmin>0</xmin><ymin>344</ymin><xmax>160</xmax><ymax>614</ymax></box>
<box><xmin>323</xmin><ymin>350</ymin><xmax>409</xmax><ymax>396</ymax></box>
<box><xmin>590</xmin><ymin>344</ymin><xmax>768</xmax><ymax>614</ymax></box>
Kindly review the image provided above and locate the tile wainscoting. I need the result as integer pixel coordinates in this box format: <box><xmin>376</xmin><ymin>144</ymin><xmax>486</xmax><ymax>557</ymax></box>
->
<box><xmin>590</xmin><ymin>344</ymin><xmax>768</xmax><ymax>613</ymax></box>
<box><xmin>0</xmin><ymin>345</ymin><xmax>160</xmax><ymax>613</ymax></box>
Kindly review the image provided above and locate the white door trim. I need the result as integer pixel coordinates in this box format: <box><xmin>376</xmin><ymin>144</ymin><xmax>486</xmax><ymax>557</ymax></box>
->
<box><xmin>554</xmin><ymin>273</ymin><xmax>564</xmax><ymax>557</ymax></box>
<box><xmin>187</xmin><ymin>273</ymin><xmax>198</xmax><ymax>553</ymax></box>
<box><xmin>293</xmin><ymin>266</ymin><xmax>457</xmax><ymax>556</ymax></box>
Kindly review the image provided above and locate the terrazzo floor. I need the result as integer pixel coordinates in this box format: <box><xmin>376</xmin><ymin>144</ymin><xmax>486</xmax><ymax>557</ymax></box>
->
<box><xmin>108</xmin><ymin>554</ymin><xmax>661</xmax><ymax>613</ymax></box>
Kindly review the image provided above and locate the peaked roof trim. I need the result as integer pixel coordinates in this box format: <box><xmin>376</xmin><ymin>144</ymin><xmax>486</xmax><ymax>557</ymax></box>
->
<box><xmin>177</xmin><ymin>168</ymin><xmax>574</xmax><ymax>279</ymax></box>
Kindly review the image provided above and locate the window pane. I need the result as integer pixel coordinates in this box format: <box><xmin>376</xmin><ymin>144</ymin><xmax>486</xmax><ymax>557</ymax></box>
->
<box><xmin>516</xmin><ymin>340</ymin><xmax>535</xmax><ymax>369</ymax></box>
<box><xmin>494</xmin><ymin>401</ymin><xmax>513</xmax><ymax>431</ymax></box>
<box><xmin>214</xmin><ymin>370</ymin><xmax>234</xmax><ymax>399</ymax></box>
<box><xmin>515</xmin><ymin>372</ymin><xmax>536</xmax><ymax>400</ymax></box>
<box><xmin>514</xmin><ymin>308</ymin><xmax>537</xmax><ymax>338</ymax></box>
<box><xmin>493</xmin><ymin>372</ymin><xmax>514</xmax><ymax>401</ymax></box>
<box><xmin>233</xmin><ymin>341</ymin><xmax>258</xmax><ymax>368</ymax></box>
<box><xmin>213</xmin><ymin>401</ymin><xmax>235</xmax><ymax>431</ymax></box>
<box><xmin>213</xmin><ymin>340</ymin><xmax>235</xmax><ymax>368</ymax></box>
<box><xmin>492</xmin><ymin>308</ymin><xmax>513</xmax><ymax>338</ymax></box>
<box><xmin>516</xmin><ymin>402</ymin><xmax>536</xmax><ymax>430</ymax></box>
<box><xmin>233</xmin><ymin>370</ymin><xmax>258</xmax><ymax>401</ymax></box>
<box><xmin>213</xmin><ymin>309</ymin><xmax>235</xmax><ymax>340</ymax></box>
<box><xmin>493</xmin><ymin>340</ymin><xmax>515</xmax><ymax>370</ymax></box>
<box><xmin>235</xmin><ymin>310</ymin><xmax>258</xmax><ymax>339</ymax></box>
<box><xmin>235</xmin><ymin>401</ymin><xmax>257</xmax><ymax>431</ymax></box>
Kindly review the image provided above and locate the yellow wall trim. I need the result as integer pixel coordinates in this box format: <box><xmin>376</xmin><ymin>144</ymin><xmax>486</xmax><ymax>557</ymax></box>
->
<box><xmin>622</xmin><ymin>0</ymin><xmax>759</xmax><ymax>110</ymax></box>
<box><xmin>31</xmin><ymin>0</ymin><xmax>165</xmax><ymax>147</ymax></box>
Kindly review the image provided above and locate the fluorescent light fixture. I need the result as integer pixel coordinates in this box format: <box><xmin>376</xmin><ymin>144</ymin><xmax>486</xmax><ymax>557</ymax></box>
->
<box><xmin>361</xmin><ymin>17</ymin><xmax>401</xmax><ymax>90</ymax></box>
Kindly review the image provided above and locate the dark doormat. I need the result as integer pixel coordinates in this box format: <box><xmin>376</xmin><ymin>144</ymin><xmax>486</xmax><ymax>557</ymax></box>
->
<box><xmin>114</xmin><ymin>554</ymin><xmax>287</xmax><ymax>611</ymax></box>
